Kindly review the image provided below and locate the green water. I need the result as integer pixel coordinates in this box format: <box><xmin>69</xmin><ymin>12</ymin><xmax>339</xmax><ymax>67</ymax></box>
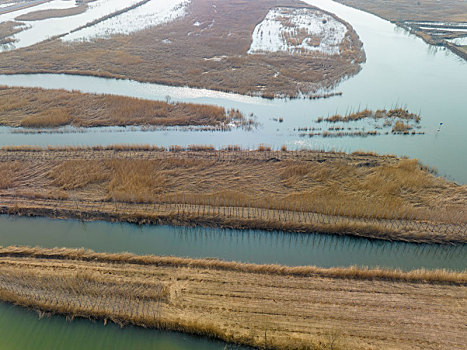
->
<box><xmin>0</xmin><ymin>303</ymin><xmax>238</xmax><ymax>350</ymax></box>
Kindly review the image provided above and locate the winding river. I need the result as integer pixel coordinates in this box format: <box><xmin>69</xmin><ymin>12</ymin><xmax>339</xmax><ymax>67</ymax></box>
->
<box><xmin>0</xmin><ymin>0</ymin><xmax>466</xmax><ymax>348</ymax></box>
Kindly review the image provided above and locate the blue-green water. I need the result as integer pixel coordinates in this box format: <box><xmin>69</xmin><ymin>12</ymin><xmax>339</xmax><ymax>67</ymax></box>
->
<box><xmin>0</xmin><ymin>216</ymin><xmax>465</xmax><ymax>271</ymax></box>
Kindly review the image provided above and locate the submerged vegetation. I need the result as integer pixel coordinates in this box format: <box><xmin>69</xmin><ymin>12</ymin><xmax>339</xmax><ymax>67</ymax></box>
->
<box><xmin>298</xmin><ymin>108</ymin><xmax>424</xmax><ymax>137</ymax></box>
<box><xmin>0</xmin><ymin>246</ymin><xmax>465</xmax><ymax>350</ymax></box>
<box><xmin>316</xmin><ymin>108</ymin><xmax>421</xmax><ymax>123</ymax></box>
<box><xmin>0</xmin><ymin>146</ymin><xmax>465</xmax><ymax>243</ymax></box>
<box><xmin>0</xmin><ymin>86</ymin><xmax>251</xmax><ymax>129</ymax></box>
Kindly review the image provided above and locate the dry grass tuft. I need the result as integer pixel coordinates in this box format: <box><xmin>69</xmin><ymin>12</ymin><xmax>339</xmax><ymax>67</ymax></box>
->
<box><xmin>1</xmin><ymin>147</ymin><xmax>466</xmax><ymax>242</ymax></box>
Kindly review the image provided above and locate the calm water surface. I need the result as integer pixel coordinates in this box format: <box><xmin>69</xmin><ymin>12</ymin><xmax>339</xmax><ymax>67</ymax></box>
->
<box><xmin>0</xmin><ymin>216</ymin><xmax>465</xmax><ymax>271</ymax></box>
<box><xmin>0</xmin><ymin>0</ymin><xmax>466</xmax><ymax>347</ymax></box>
<box><xmin>0</xmin><ymin>302</ymin><xmax>239</xmax><ymax>350</ymax></box>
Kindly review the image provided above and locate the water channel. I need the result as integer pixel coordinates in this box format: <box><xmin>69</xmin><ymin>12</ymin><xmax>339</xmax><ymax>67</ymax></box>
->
<box><xmin>0</xmin><ymin>0</ymin><xmax>466</xmax><ymax>348</ymax></box>
<box><xmin>0</xmin><ymin>0</ymin><xmax>466</xmax><ymax>182</ymax></box>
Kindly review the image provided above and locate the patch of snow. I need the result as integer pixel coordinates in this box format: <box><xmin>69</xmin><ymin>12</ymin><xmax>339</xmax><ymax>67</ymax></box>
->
<box><xmin>62</xmin><ymin>0</ymin><xmax>190</xmax><ymax>42</ymax></box>
<box><xmin>193</xmin><ymin>20</ymin><xmax>200</xmax><ymax>26</ymax></box>
<box><xmin>448</xmin><ymin>36</ymin><xmax>467</xmax><ymax>45</ymax></box>
<box><xmin>409</xmin><ymin>21</ymin><xmax>467</xmax><ymax>27</ymax></box>
<box><xmin>162</xmin><ymin>38</ymin><xmax>171</xmax><ymax>44</ymax></box>
<box><xmin>0</xmin><ymin>2</ymin><xmax>15</xmax><ymax>9</ymax></box>
<box><xmin>248</xmin><ymin>7</ymin><xmax>347</xmax><ymax>56</ymax></box>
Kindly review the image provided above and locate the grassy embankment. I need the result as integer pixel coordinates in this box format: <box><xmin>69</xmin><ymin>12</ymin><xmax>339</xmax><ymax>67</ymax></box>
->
<box><xmin>0</xmin><ymin>0</ymin><xmax>365</xmax><ymax>98</ymax></box>
<box><xmin>0</xmin><ymin>86</ymin><xmax>247</xmax><ymax>128</ymax></box>
<box><xmin>0</xmin><ymin>147</ymin><xmax>466</xmax><ymax>243</ymax></box>
<box><xmin>0</xmin><ymin>246</ymin><xmax>465</xmax><ymax>350</ymax></box>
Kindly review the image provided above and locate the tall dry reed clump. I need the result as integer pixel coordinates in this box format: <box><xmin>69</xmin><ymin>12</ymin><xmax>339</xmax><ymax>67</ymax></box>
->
<box><xmin>1</xmin><ymin>147</ymin><xmax>466</xmax><ymax>242</ymax></box>
<box><xmin>0</xmin><ymin>86</ymin><xmax>245</xmax><ymax>128</ymax></box>
<box><xmin>42</xmin><ymin>151</ymin><xmax>467</xmax><ymax>226</ymax></box>
<box><xmin>0</xmin><ymin>246</ymin><xmax>465</xmax><ymax>350</ymax></box>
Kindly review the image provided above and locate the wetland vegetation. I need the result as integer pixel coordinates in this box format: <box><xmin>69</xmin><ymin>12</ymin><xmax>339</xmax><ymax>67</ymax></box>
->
<box><xmin>0</xmin><ymin>0</ymin><xmax>365</xmax><ymax>98</ymax></box>
<box><xmin>334</xmin><ymin>0</ymin><xmax>467</xmax><ymax>59</ymax></box>
<box><xmin>0</xmin><ymin>246</ymin><xmax>465</xmax><ymax>350</ymax></box>
<box><xmin>0</xmin><ymin>1</ymin><xmax>466</xmax><ymax>349</ymax></box>
<box><xmin>0</xmin><ymin>86</ymin><xmax>248</xmax><ymax>129</ymax></box>
<box><xmin>0</xmin><ymin>146</ymin><xmax>465</xmax><ymax>243</ymax></box>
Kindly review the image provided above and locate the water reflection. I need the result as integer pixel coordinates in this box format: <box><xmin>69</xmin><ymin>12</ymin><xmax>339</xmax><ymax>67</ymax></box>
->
<box><xmin>0</xmin><ymin>216</ymin><xmax>464</xmax><ymax>271</ymax></box>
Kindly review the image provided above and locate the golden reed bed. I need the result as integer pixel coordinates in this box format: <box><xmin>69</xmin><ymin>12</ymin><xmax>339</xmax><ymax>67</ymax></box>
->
<box><xmin>0</xmin><ymin>147</ymin><xmax>466</xmax><ymax>243</ymax></box>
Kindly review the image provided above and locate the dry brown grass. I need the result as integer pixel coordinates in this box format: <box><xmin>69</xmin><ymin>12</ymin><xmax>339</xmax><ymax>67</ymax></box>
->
<box><xmin>318</xmin><ymin>108</ymin><xmax>420</xmax><ymax>123</ymax></box>
<box><xmin>0</xmin><ymin>86</ymin><xmax>243</xmax><ymax>128</ymax></box>
<box><xmin>392</xmin><ymin>120</ymin><xmax>412</xmax><ymax>133</ymax></box>
<box><xmin>0</xmin><ymin>20</ymin><xmax>24</xmax><ymax>45</ymax></box>
<box><xmin>14</xmin><ymin>2</ymin><xmax>89</xmax><ymax>21</ymax></box>
<box><xmin>0</xmin><ymin>147</ymin><xmax>466</xmax><ymax>243</ymax></box>
<box><xmin>0</xmin><ymin>246</ymin><xmax>465</xmax><ymax>350</ymax></box>
<box><xmin>0</xmin><ymin>0</ymin><xmax>365</xmax><ymax>98</ymax></box>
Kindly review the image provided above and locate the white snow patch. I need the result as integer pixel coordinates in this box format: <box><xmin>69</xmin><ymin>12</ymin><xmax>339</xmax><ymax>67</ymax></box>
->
<box><xmin>448</xmin><ymin>36</ymin><xmax>467</xmax><ymax>45</ymax></box>
<box><xmin>62</xmin><ymin>0</ymin><xmax>190</xmax><ymax>42</ymax></box>
<box><xmin>193</xmin><ymin>20</ymin><xmax>200</xmax><ymax>26</ymax></box>
<box><xmin>410</xmin><ymin>21</ymin><xmax>467</xmax><ymax>27</ymax></box>
<box><xmin>203</xmin><ymin>55</ymin><xmax>227</xmax><ymax>61</ymax></box>
<box><xmin>0</xmin><ymin>0</ymin><xmax>145</xmax><ymax>51</ymax></box>
<box><xmin>248</xmin><ymin>7</ymin><xmax>347</xmax><ymax>56</ymax></box>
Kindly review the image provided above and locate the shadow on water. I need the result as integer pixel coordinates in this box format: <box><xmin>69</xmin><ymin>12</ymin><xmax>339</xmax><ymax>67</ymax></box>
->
<box><xmin>0</xmin><ymin>215</ymin><xmax>465</xmax><ymax>271</ymax></box>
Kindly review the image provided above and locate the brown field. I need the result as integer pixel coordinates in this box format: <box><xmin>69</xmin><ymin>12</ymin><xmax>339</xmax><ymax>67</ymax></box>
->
<box><xmin>334</xmin><ymin>0</ymin><xmax>467</xmax><ymax>60</ymax></box>
<box><xmin>0</xmin><ymin>86</ymin><xmax>246</xmax><ymax>128</ymax></box>
<box><xmin>0</xmin><ymin>246</ymin><xmax>465</xmax><ymax>350</ymax></box>
<box><xmin>14</xmin><ymin>2</ymin><xmax>89</xmax><ymax>21</ymax></box>
<box><xmin>0</xmin><ymin>21</ymin><xmax>24</xmax><ymax>45</ymax></box>
<box><xmin>0</xmin><ymin>0</ymin><xmax>365</xmax><ymax>98</ymax></box>
<box><xmin>0</xmin><ymin>147</ymin><xmax>466</xmax><ymax>243</ymax></box>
